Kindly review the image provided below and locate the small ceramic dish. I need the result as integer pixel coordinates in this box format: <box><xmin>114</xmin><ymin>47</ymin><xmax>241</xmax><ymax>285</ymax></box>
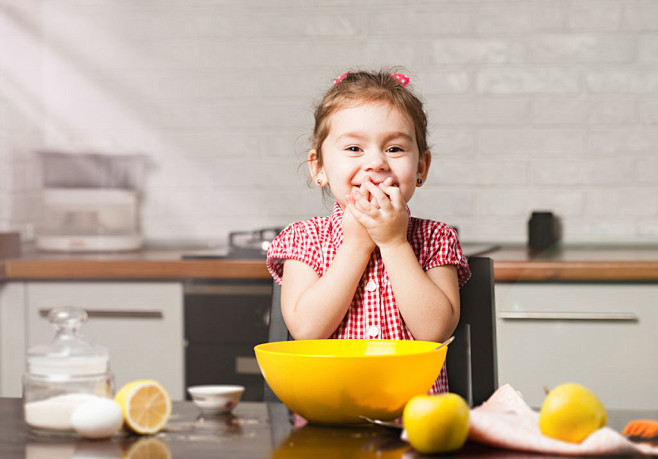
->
<box><xmin>187</xmin><ymin>385</ymin><xmax>245</xmax><ymax>415</ymax></box>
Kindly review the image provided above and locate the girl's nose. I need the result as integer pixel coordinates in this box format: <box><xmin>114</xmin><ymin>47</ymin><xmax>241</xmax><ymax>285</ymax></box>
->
<box><xmin>363</xmin><ymin>150</ymin><xmax>389</xmax><ymax>170</ymax></box>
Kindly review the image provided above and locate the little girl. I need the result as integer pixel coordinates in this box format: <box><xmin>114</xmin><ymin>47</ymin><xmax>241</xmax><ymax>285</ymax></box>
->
<box><xmin>267</xmin><ymin>69</ymin><xmax>471</xmax><ymax>394</ymax></box>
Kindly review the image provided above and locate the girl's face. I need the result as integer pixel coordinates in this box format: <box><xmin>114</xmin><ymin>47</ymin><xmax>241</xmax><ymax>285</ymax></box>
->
<box><xmin>309</xmin><ymin>101</ymin><xmax>431</xmax><ymax>208</ymax></box>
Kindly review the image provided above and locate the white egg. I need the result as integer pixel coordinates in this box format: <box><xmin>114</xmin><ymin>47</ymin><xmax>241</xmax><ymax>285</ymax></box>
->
<box><xmin>70</xmin><ymin>397</ymin><xmax>124</xmax><ymax>439</ymax></box>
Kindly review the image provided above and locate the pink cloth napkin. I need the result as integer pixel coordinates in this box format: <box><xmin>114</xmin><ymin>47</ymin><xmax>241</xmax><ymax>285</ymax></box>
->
<box><xmin>465</xmin><ymin>384</ymin><xmax>658</xmax><ymax>456</ymax></box>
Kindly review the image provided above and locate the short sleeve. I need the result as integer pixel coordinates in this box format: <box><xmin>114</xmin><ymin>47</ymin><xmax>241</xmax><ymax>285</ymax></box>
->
<box><xmin>266</xmin><ymin>222</ymin><xmax>324</xmax><ymax>285</ymax></box>
<box><xmin>424</xmin><ymin>224</ymin><xmax>471</xmax><ymax>288</ymax></box>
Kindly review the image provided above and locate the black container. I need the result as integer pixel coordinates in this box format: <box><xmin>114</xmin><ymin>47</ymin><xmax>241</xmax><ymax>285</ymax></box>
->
<box><xmin>528</xmin><ymin>211</ymin><xmax>559</xmax><ymax>250</ymax></box>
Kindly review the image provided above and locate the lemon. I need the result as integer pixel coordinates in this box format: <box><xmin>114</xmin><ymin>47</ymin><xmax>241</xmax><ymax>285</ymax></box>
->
<box><xmin>114</xmin><ymin>379</ymin><xmax>172</xmax><ymax>435</ymax></box>
<box><xmin>402</xmin><ymin>393</ymin><xmax>470</xmax><ymax>454</ymax></box>
<box><xmin>124</xmin><ymin>437</ymin><xmax>172</xmax><ymax>459</ymax></box>
<box><xmin>539</xmin><ymin>382</ymin><xmax>607</xmax><ymax>443</ymax></box>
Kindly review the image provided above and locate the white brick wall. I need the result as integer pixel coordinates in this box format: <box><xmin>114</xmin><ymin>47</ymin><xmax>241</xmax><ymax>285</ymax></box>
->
<box><xmin>1</xmin><ymin>0</ymin><xmax>657</xmax><ymax>245</ymax></box>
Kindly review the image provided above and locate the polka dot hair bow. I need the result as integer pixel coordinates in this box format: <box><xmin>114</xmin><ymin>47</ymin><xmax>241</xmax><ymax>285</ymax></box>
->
<box><xmin>390</xmin><ymin>73</ymin><xmax>411</xmax><ymax>87</ymax></box>
<box><xmin>333</xmin><ymin>72</ymin><xmax>350</xmax><ymax>85</ymax></box>
<box><xmin>333</xmin><ymin>72</ymin><xmax>411</xmax><ymax>87</ymax></box>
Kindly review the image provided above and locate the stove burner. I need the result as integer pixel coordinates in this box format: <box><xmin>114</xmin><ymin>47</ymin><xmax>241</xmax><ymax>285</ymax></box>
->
<box><xmin>227</xmin><ymin>227</ymin><xmax>283</xmax><ymax>259</ymax></box>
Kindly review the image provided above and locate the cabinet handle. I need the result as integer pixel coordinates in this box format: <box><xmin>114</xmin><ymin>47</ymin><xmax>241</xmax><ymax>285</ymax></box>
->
<box><xmin>39</xmin><ymin>309</ymin><xmax>163</xmax><ymax>319</ymax></box>
<box><xmin>498</xmin><ymin>311</ymin><xmax>638</xmax><ymax>322</ymax></box>
<box><xmin>235</xmin><ymin>356</ymin><xmax>261</xmax><ymax>375</ymax></box>
<box><xmin>184</xmin><ymin>284</ymin><xmax>272</xmax><ymax>296</ymax></box>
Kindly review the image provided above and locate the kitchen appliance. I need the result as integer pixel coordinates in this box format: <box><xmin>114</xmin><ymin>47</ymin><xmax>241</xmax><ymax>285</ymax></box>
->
<box><xmin>183</xmin><ymin>279</ymin><xmax>272</xmax><ymax>402</ymax></box>
<box><xmin>37</xmin><ymin>188</ymin><xmax>142</xmax><ymax>252</ymax></box>
<box><xmin>528</xmin><ymin>211</ymin><xmax>560</xmax><ymax>251</ymax></box>
<box><xmin>227</xmin><ymin>228</ymin><xmax>283</xmax><ymax>258</ymax></box>
<box><xmin>181</xmin><ymin>226</ymin><xmax>282</xmax><ymax>402</ymax></box>
<box><xmin>36</xmin><ymin>152</ymin><xmax>146</xmax><ymax>252</ymax></box>
<box><xmin>181</xmin><ymin>227</ymin><xmax>283</xmax><ymax>259</ymax></box>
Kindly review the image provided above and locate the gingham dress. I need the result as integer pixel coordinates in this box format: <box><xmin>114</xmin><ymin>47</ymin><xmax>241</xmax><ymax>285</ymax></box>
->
<box><xmin>267</xmin><ymin>203</ymin><xmax>471</xmax><ymax>394</ymax></box>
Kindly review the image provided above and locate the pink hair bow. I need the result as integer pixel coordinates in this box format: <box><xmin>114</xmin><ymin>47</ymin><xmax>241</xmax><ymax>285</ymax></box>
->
<box><xmin>333</xmin><ymin>72</ymin><xmax>350</xmax><ymax>85</ymax></box>
<box><xmin>390</xmin><ymin>73</ymin><xmax>411</xmax><ymax>87</ymax></box>
<box><xmin>332</xmin><ymin>72</ymin><xmax>411</xmax><ymax>87</ymax></box>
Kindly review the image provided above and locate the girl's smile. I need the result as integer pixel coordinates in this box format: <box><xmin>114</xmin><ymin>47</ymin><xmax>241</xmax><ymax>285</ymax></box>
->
<box><xmin>309</xmin><ymin>101</ymin><xmax>431</xmax><ymax>208</ymax></box>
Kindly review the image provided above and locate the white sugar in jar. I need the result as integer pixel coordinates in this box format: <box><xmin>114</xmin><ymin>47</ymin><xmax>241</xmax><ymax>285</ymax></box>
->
<box><xmin>23</xmin><ymin>307</ymin><xmax>114</xmax><ymax>436</ymax></box>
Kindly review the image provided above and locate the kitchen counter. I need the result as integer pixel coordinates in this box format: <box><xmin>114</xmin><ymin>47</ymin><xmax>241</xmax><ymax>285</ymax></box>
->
<box><xmin>0</xmin><ymin>398</ymin><xmax>655</xmax><ymax>458</ymax></box>
<box><xmin>1</xmin><ymin>245</ymin><xmax>658</xmax><ymax>282</ymax></box>
<box><xmin>491</xmin><ymin>245</ymin><xmax>658</xmax><ymax>282</ymax></box>
<box><xmin>0</xmin><ymin>247</ymin><xmax>271</xmax><ymax>280</ymax></box>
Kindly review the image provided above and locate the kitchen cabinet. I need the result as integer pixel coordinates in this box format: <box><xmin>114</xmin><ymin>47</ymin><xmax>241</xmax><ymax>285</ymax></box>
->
<box><xmin>27</xmin><ymin>282</ymin><xmax>185</xmax><ymax>399</ymax></box>
<box><xmin>495</xmin><ymin>282</ymin><xmax>658</xmax><ymax>410</ymax></box>
<box><xmin>0</xmin><ymin>283</ymin><xmax>26</xmax><ymax>397</ymax></box>
<box><xmin>0</xmin><ymin>281</ymin><xmax>185</xmax><ymax>399</ymax></box>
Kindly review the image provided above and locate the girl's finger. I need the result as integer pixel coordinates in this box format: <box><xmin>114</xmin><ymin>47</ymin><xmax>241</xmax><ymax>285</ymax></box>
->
<box><xmin>359</xmin><ymin>181</ymin><xmax>377</xmax><ymax>207</ymax></box>
<box><xmin>351</xmin><ymin>187</ymin><xmax>373</xmax><ymax>212</ymax></box>
<box><xmin>347</xmin><ymin>203</ymin><xmax>377</xmax><ymax>227</ymax></box>
<box><xmin>363</xmin><ymin>180</ymin><xmax>387</xmax><ymax>200</ymax></box>
<box><xmin>364</xmin><ymin>180</ymin><xmax>393</xmax><ymax>211</ymax></box>
<box><xmin>382</xmin><ymin>183</ymin><xmax>403</xmax><ymax>208</ymax></box>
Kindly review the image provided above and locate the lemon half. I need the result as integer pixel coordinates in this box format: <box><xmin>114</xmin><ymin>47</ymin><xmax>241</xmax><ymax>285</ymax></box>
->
<box><xmin>114</xmin><ymin>379</ymin><xmax>172</xmax><ymax>435</ymax></box>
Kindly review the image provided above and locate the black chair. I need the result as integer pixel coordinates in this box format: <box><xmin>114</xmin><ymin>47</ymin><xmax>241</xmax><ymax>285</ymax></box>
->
<box><xmin>264</xmin><ymin>256</ymin><xmax>497</xmax><ymax>407</ymax></box>
<box><xmin>446</xmin><ymin>257</ymin><xmax>498</xmax><ymax>407</ymax></box>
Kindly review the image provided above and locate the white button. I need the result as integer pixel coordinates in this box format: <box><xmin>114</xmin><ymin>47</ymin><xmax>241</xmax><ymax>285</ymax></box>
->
<box><xmin>365</xmin><ymin>280</ymin><xmax>377</xmax><ymax>292</ymax></box>
<box><xmin>367</xmin><ymin>325</ymin><xmax>380</xmax><ymax>337</ymax></box>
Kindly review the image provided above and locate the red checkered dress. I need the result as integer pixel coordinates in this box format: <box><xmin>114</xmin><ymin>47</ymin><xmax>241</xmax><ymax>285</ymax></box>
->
<box><xmin>267</xmin><ymin>203</ymin><xmax>471</xmax><ymax>394</ymax></box>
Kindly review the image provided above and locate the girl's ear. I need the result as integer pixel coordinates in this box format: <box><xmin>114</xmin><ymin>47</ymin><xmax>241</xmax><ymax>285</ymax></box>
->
<box><xmin>417</xmin><ymin>150</ymin><xmax>431</xmax><ymax>185</ymax></box>
<box><xmin>308</xmin><ymin>149</ymin><xmax>325</xmax><ymax>186</ymax></box>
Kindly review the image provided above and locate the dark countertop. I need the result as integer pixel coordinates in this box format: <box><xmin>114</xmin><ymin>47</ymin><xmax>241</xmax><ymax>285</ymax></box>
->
<box><xmin>1</xmin><ymin>244</ymin><xmax>658</xmax><ymax>282</ymax></box>
<box><xmin>1</xmin><ymin>398</ymin><xmax>655</xmax><ymax>458</ymax></box>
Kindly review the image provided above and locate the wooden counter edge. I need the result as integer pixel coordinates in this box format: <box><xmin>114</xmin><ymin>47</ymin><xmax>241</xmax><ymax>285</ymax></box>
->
<box><xmin>0</xmin><ymin>259</ymin><xmax>272</xmax><ymax>280</ymax></box>
<box><xmin>494</xmin><ymin>260</ymin><xmax>658</xmax><ymax>282</ymax></box>
<box><xmin>3</xmin><ymin>258</ymin><xmax>658</xmax><ymax>282</ymax></box>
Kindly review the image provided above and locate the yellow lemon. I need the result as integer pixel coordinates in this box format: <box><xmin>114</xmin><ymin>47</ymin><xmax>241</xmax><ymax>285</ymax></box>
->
<box><xmin>124</xmin><ymin>437</ymin><xmax>172</xmax><ymax>459</ymax></box>
<box><xmin>539</xmin><ymin>382</ymin><xmax>607</xmax><ymax>443</ymax></box>
<box><xmin>114</xmin><ymin>379</ymin><xmax>172</xmax><ymax>435</ymax></box>
<box><xmin>402</xmin><ymin>393</ymin><xmax>470</xmax><ymax>454</ymax></box>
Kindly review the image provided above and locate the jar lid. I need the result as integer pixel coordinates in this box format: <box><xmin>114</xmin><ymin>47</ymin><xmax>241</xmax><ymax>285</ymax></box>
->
<box><xmin>26</xmin><ymin>307</ymin><xmax>110</xmax><ymax>376</ymax></box>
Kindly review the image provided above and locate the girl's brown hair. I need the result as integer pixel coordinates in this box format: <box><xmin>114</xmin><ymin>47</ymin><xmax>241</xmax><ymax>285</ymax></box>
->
<box><xmin>311</xmin><ymin>69</ymin><xmax>429</xmax><ymax>168</ymax></box>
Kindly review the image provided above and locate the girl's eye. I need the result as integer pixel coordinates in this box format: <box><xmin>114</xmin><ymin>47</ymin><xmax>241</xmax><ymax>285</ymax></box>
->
<box><xmin>346</xmin><ymin>146</ymin><xmax>362</xmax><ymax>153</ymax></box>
<box><xmin>387</xmin><ymin>146</ymin><xmax>404</xmax><ymax>154</ymax></box>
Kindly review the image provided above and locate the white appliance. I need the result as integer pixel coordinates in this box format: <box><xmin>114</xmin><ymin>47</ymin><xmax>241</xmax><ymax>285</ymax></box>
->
<box><xmin>36</xmin><ymin>188</ymin><xmax>142</xmax><ymax>252</ymax></box>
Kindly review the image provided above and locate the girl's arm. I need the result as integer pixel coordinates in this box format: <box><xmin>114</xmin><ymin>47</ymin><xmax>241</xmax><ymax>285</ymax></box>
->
<box><xmin>347</xmin><ymin>180</ymin><xmax>460</xmax><ymax>342</ymax></box>
<box><xmin>280</xmin><ymin>191</ymin><xmax>375</xmax><ymax>340</ymax></box>
<box><xmin>379</xmin><ymin>245</ymin><xmax>460</xmax><ymax>342</ymax></box>
<box><xmin>279</xmin><ymin>241</ymin><xmax>370</xmax><ymax>340</ymax></box>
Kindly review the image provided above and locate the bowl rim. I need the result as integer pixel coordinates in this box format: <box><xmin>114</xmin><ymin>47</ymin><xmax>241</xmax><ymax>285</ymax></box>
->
<box><xmin>254</xmin><ymin>338</ymin><xmax>444</xmax><ymax>358</ymax></box>
<box><xmin>187</xmin><ymin>385</ymin><xmax>245</xmax><ymax>396</ymax></box>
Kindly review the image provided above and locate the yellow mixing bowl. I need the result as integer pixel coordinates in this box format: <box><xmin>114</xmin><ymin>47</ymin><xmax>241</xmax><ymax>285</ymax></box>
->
<box><xmin>254</xmin><ymin>339</ymin><xmax>447</xmax><ymax>425</ymax></box>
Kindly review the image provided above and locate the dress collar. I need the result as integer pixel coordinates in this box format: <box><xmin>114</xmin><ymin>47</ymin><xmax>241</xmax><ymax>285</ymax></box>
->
<box><xmin>329</xmin><ymin>202</ymin><xmax>345</xmax><ymax>247</ymax></box>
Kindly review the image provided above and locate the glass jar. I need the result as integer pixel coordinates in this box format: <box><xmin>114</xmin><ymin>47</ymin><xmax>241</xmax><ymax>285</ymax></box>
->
<box><xmin>23</xmin><ymin>307</ymin><xmax>114</xmax><ymax>436</ymax></box>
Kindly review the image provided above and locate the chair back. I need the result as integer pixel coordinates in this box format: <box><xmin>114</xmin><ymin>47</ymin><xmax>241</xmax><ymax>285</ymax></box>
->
<box><xmin>264</xmin><ymin>256</ymin><xmax>497</xmax><ymax>406</ymax></box>
<box><xmin>446</xmin><ymin>256</ymin><xmax>498</xmax><ymax>406</ymax></box>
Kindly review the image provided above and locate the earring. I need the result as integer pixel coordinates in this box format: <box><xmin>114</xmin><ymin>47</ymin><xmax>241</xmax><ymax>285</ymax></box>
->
<box><xmin>316</xmin><ymin>178</ymin><xmax>322</xmax><ymax>186</ymax></box>
<box><xmin>417</xmin><ymin>178</ymin><xmax>423</xmax><ymax>185</ymax></box>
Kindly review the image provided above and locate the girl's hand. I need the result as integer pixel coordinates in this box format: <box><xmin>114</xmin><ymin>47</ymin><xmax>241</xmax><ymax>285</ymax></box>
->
<box><xmin>342</xmin><ymin>184</ymin><xmax>375</xmax><ymax>251</ymax></box>
<box><xmin>346</xmin><ymin>177</ymin><xmax>408</xmax><ymax>249</ymax></box>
